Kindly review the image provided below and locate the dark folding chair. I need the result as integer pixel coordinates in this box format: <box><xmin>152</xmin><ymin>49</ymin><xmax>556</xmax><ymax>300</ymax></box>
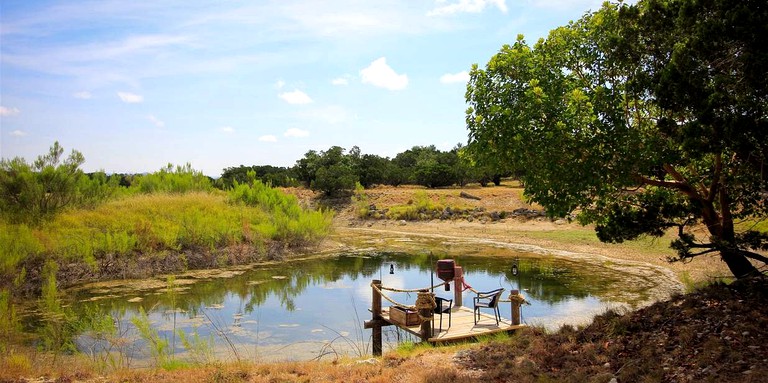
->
<box><xmin>433</xmin><ymin>296</ymin><xmax>453</xmax><ymax>331</ymax></box>
<box><xmin>473</xmin><ymin>288</ymin><xmax>505</xmax><ymax>325</ymax></box>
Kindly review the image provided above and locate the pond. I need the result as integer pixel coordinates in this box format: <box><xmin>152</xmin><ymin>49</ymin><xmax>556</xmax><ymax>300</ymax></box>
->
<box><xmin>55</xmin><ymin>246</ymin><xmax>676</xmax><ymax>365</ymax></box>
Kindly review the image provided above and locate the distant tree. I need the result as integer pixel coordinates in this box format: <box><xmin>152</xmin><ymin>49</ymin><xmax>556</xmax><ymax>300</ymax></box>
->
<box><xmin>220</xmin><ymin>165</ymin><xmax>296</xmax><ymax>188</ymax></box>
<box><xmin>391</xmin><ymin>147</ymin><xmax>421</xmax><ymax>185</ymax></box>
<box><xmin>0</xmin><ymin>142</ymin><xmax>86</xmax><ymax>224</ymax></box>
<box><xmin>356</xmin><ymin>154</ymin><xmax>390</xmax><ymax>188</ymax></box>
<box><xmin>413</xmin><ymin>146</ymin><xmax>456</xmax><ymax>188</ymax></box>
<box><xmin>466</xmin><ymin>0</ymin><xmax>768</xmax><ymax>278</ymax></box>
<box><xmin>308</xmin><ymin>146</ymin><xmax>357</xmax><ymax>196</ymax></box>
<box><xmin>294</xmin><ymin>150</ymin><xmax>321</xmax><ymax>188</ymax></box>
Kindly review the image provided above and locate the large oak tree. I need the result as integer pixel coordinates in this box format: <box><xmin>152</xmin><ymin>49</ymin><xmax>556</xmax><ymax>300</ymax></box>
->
<box><xmin>466</xmin><ymin>0</ymin><xmax>767</xmax><ymax>278</ymax></box>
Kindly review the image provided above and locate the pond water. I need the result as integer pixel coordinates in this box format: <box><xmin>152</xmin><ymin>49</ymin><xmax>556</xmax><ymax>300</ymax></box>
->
<box><xmin>57</xmin><ymin>250</ymin><xmax>654</xmax><ymax>364</ymax></box>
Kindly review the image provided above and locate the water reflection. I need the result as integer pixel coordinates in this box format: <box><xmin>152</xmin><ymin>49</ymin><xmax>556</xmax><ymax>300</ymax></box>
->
<box><xmin>65</xmin><ymin>252</ymin><xmax>628</xmax><ymax>362</ymax></box>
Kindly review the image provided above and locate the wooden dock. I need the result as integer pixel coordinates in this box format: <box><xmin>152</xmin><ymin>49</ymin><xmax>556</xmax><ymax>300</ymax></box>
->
<box><xmin>380</xmin><ymin>305</ymin><xmax>526</xmax><ymax>344</ymax></box>
<box><xmin>364</xmin><ymin>278</ymin><xmax>527</xmax><ymax>354</ymax></box>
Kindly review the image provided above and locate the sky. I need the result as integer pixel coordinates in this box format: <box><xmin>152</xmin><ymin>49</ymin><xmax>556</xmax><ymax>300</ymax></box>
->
<box><xmin>1</xmin><ymin>0</ymin><xmax>607</xmax><ymax>177</ymax></box>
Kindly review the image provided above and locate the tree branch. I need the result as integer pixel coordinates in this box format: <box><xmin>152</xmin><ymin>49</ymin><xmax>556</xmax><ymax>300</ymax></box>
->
<box><xmin>739</xmin><ymin>250</ymin><xmax>768</xmax><ymax>265</ymax></box>
<box><xmin>706</xmin><ymin>153</ymin><xmax>722</xmax><ymax>203</ymax></box>
<box><xmin>662</xmin><ymin>163</ymin><xmax>707</xmax><ymax>201</ymax></box>
<box><xmin>638</xmin><ymin>172</ymin><xmax>701</xmax><ymax>201</ymax></box>
<box><xmin>688</xmin><ymin>249</ymin><xmax>719</xmax><ymax>257</ymax></box>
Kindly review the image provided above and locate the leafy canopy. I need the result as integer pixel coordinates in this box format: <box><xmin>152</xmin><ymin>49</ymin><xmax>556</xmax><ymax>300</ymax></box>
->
<box><xmin>466</xmin><ymin>0</ymin><xmax>767</xmax><ymax>278</ymax></box>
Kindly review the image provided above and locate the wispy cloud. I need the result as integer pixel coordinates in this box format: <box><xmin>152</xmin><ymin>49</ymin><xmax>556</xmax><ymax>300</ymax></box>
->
<box><xmin>440</xmin><ymin>71</ymin><xmax>469</xmax><ymax>84</ymax></box>
<box><xmin>117</xmin><ymin>91</ymin><xmax>143</xmax><ymax>103</ymax></box>
<box><xmin>148</xmin><ymin>115</ymin><xmax>165</xmax><ymax>128</ymax></box>
<box><xmin>331</xmin><ymin>77</ymin><xmax>349</xmax><ymax>86</ymax></box>
<box><xmin>279</xmin><ymin>90</ymin><xmax>313</xmax><ymax>105</ymax></box>
<box><xmin>428</xmin><ymin>0</ymin><xmax>508</xmax><ymax>16</ymax></box>
<box><xmin>259</xmin><ymin>134</ymin><xmax>277</xmax><ymax>142</ymax></box>
<box><xmin>0</xmin><ymin>106</ymin><xmax>21</xmax><ymax>117</ymax></box>
<box><xmin>284</xmin><ymin>128</ymin><xmax>309</xmax><ymax>138</ymax></box>
<box><xmin>10</xmin><ymin>130</ymin><xmax>26</xmax><ymax>137</ymax></box>
<box><xmin>73</xmin><ymin>91</ymin><xmax>92</xmax><ymax>99</ymax></box>
<box><xmin>360</xmin><ymin>57</ymin><xmax>408</xmax><ymax>91</ymax></box>
<box><xmin>219</xmin><ymin>126</ymin><xmax>235</xmax><ymax>134</ymax></box>
<box><xmin>274</xmin><ymin>79</ymin><xmax>286</xmax><ymax>89</ymax></box>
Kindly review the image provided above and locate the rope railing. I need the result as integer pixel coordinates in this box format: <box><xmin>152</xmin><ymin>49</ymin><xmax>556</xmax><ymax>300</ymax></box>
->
<box><xmin>461</xmin><ymin>277</ymin><xmax>530</xmax><ymax>305</ymax></box>
<box><xmin>499</xmin><ymin>295</ymin><xmax>530</xmax><ymax>305</ymax></box>
<box><xmin>377</xmin><ymin>281</ymin><xmax>449</xmax><ymax>293</ymax></box>
<box><xmin>371</xmin><ymin>282</ymin><xmax>438</xmax><ymax>323</ymax></box>
<box><xmin>371</xmin><ymin>282</ymin><xmax>413</xmax><ymax>309</ymax></box>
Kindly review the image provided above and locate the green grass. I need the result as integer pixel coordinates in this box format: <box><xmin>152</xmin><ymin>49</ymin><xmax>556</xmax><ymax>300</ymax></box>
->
<box><xmin>42</xmin><ymin>189</ymin><xmax>330</xmax><ymax>260</ymax></box>
<box><xmin>736</xmin><ymin>218</ymin><xmax>768</xmax><ymax>234</ymax></box>
<box><xmin>386</xmin><ymin>191</ymin><xmax>445</xmax><ymax>220</ymax></box>
<box><xmin>0</xmin><ymin>186</ymin><xmax>333</xmax><ymax>289</ymax></box>
<box><xmin>519</xmin><ymin>228</ymin><xmax>675</xmax><ymax>257</ymax></box>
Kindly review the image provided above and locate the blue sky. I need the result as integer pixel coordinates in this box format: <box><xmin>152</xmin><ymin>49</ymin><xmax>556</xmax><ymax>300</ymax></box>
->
<box><xmin>1</xmin><ymin>0</ymin><xmax>605</xmax><ymax>177</ymax></box>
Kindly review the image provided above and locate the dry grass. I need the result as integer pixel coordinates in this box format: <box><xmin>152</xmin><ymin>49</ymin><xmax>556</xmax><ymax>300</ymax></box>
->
<box><xmin>456</xmin><ymin>277</ymin><xmax>768</xmax><ymax>383</ymax></box>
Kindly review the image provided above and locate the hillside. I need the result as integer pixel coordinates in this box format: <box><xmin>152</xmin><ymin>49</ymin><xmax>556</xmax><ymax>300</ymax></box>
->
<box><xmin>455</xmin><ymin>277</ymin><xmax>768</xmax><ymax>383</ymax></box>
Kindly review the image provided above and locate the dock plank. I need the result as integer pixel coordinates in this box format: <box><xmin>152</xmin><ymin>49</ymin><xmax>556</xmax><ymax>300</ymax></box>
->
<box><xmin>379</xmin><ymin>306</ymin><xmax>525</xmax><ymax>343</ymax></box>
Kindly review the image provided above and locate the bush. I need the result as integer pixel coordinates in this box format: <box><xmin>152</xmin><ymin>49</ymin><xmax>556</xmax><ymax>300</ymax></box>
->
<box><xmin>0</xmin><ymin>142</ymin><xmax>86</xmax><ymax>224</ymax></box>
<box><xmin>130</xmin><ymin>163</ymin><xmax>213</xmax><ymax>194</ymax></box>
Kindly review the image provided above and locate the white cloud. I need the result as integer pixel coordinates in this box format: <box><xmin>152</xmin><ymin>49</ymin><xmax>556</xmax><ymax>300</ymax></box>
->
<box><xmin>428</xmin><ymin>0</ymin><xmax>508</xmax><ymax>16</ymax></box>
<box><xmin>440</xmin><ymin>71</ymin><xmax>470</xmax><ymax>84</ymax></box>
<box><xmin>360</xmin><ymin>57</ymin><xmax>408</xmax><ymax>91</ymax></box>
<box><xmin>219</xmin><ymin>126</ymin><xmax>235</xmax><ymax>133</ymax></box>
<box><xmin>278</xmin><ymin>90</ymin><xmax>313</xmax><ymax>104</ymax></box>
<box><xmin>73</xmin><ymin>91</ymin><xmax>92</xmax><ymax>99</ymax></box>
<box><xmin>117</xmin><ymin>91</ymin><xmax>143</xmax><ymax>103</ymax></box>
<box><xmin>331</xmin><ymin>77</ymin><xmax>349</xmax><ymax>86</ymax></box>
<box><xmin>258</xmin><ymin>134</ymin><xmax>277</xmax><ymax>142</ymax></box>
<box><xmin>284</xmin><ymin>128</ymin><xmax>309</xmax><ymax>138</ymax></box>
<box><xmin>275</xmin><ymin>79</ymin><xmax>285</xmax><ymax>89</ymax></box>
<box><xmin>10</xmin><ymin>130</ymin><xmax>26</xmax><ymax>137</ymax></box>
<box><xmin>0</xmin><ymin>106</ymin><xmax>21</xmax><ymax>117</ymax></box>
<box><xmin>148</xmin><ymin>115</ymin><xmax>165</xmax><ymax>128</ymax></box>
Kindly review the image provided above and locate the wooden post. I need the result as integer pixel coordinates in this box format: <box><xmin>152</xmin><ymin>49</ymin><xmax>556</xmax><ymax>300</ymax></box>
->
<box><xmin>453</xmin><ymin>266</ymin><xmax>463</xmax><ymax>307</ymax></box>
<box><xmin>417</xmin><ymin>289</ymin><xmax>433</xmax><ymax>341</ymax></box>
<box><xmin>510</xmin><ymin>289</ymin><xmax>521</xmax><ymax>325</ymax></box>
<box><xmin>371</xmin><ymin>279</ymin><xmax>383</xmax><ymax>356</ymax></box>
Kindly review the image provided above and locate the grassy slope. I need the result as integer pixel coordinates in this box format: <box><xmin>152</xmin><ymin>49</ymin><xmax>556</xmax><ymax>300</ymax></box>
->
<box><xmin>1</xmin><ymin>189</ymin><xmax>333</xmax><ymax>292</ymax></box>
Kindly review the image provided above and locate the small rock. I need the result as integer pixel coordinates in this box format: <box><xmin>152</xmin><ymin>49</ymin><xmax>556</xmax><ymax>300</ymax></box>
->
<box><xmin>356</xmin><ymin>358</ymin><xmax>379</xmax><ymax>365</ymax></box>
<box><xmin>554</xmin><ymin>219</ymin><xmax>566</xmax><ymax>225</ymax></box>
<box><xmin>609</xmin><ymin>378</ymin><xmax>618</xmax><ymax>383</ymax></box>
<box><xmin>398</xmin><ymin>220</ymin><xmax>407</xmax><ymax>226</ymax></box>
<box><xmin>603</xmin><ymin>362</ymin><xmax>611</xmax><ymax>368</ymax></box>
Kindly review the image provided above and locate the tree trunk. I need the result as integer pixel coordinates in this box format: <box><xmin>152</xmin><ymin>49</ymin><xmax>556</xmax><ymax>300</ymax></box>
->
<box><xmin>696</xmin><ymin>203</ymin><xmax>760</xmax><ymax>279</ymax></box>
<box><xmin>720</xmin><ymin>248</ymin><xmax>759</xmax><ymax>279</ymax></box>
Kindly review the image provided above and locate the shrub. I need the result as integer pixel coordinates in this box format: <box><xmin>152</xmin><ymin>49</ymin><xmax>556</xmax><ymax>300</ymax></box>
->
<box><xmin>0</xmin><ymin>142</ymin><xmax>86</xmax><ymax>224</ymax></box>
<box><xmin>130</xmin><ymin>163</ymin><xmax>213</xmax><ymax>194</ymax></box>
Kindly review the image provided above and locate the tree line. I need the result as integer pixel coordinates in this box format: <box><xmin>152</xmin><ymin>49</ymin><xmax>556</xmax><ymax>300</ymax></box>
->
<box><xmin>220</xmin><ymin>144</ymin><xmax>513</xmax><ymax>196</ymax></box>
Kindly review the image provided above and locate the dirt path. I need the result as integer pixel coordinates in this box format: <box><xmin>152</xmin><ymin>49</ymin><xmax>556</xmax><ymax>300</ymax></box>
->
<box><xmin>320</xmin><ymin>183</ymin><xmax>733</xmax><ymax>285</ymax></box>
